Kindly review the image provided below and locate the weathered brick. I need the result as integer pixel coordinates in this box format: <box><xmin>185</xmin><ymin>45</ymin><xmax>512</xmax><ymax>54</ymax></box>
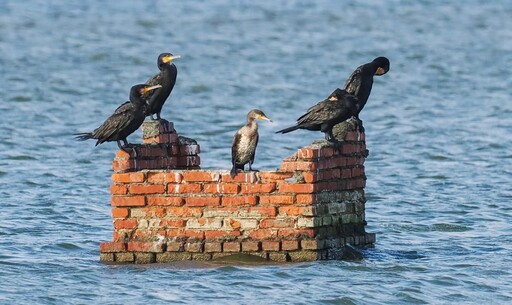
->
<box><xmin>258</xmin><ymin>171</ymin><xmax>294</xmax><ymax>182</ymax></box>
<box><xmin>259</xmin><ymin>218</ymin><xmax>295</xmax><ymax>229</ymax></box>
<box><xmin>268</xmin><ymin>253</ymin><xmax>289</xmax><ymax>262</ymax></box>
<box><xmin>203</xmin><ymin>207</ymin><xmax>238</xmax><ymax>217</ymax></box>
<box><xmin>185</xmin><ymin>197</ymin><xmax>221</xmax><ymax>207</ymax></box>
<box><xmin>160</xmin><ymin>219</ymin><xmax>187</xmax><ymax>228</ymax></box>
<box><xmin>262</xmin><ymin>241</ymin><xmax>280</xmax><ymax>251</ymax></box>
<box><xmin>147</xmin><ymin>195</ymin><xmax>184</xmax><ymax>207</ymax></box>
<box><xmin>204</xmin><ymin>242</ymin><xmax>222</xmax><ymax>252</ymax></box>
<box><xmin>301</xmin><ymin>239</ymin><xmax>326</xmax><ymax>250</ymax></box>
<box><xmin>134</xmin><ymin>252</ymin><xmax>156</xmax><ymax>264</ymax></box>
<box><xmin>288</xmin><ymin>251</ymin><xmax>319</xmax><ymax>262</ymax></box>
<box><xmin>166</xmin><ymin>241</ymin><xmax>184</xmax><ymax>252</ymax></box>
<box><xmin>167</xmin><ymin>183</ymin><xmax>202</xmax><ymax>194</ymax></box>
<box><xmin>110</xmin><ymin>184</ymin><xmax>128</xmax><ymax>195</ymax></box>
<box><xmin>203</xmin><ymin>183</ymin><xmax>240</xmax><ymax>194</ymax></box>
<box><xmin>240</xmin><ymin>183</ymin><xmax>276</xmax><ymax>194</ymax></box>
<box><xmin>296</xmin><ymin>194</ymin><xmax>315</xmax><ymax>204</ymax></box>
<box><xmin>223</xmin><ymin>242</ymin><xmax>241</xmax><ymax>252</ymax></box>
<box><xmin>185</xmin><ymin>241</ymin><xmax>204</xmax><ymax>252</ymax></box>
<box><xmin>100</xmin><ymin>242</ymin><xmax>126</xmax><ymax>253</ymax></box>
<box><xmin>113</xmin><ymin>218</ymin><xmax>137</xmax><ymax>229</ymax></box>
<box><xmin>167</xmin><ymin>207</ymin><xmax>203</xmax><ymax>217</ymax></box>
<box><xmin>278</xmin><ymin>206</ymin><xmax>305</xmax><ymax>216</ymax></box>
<box><xmin>282</xmin><ymin>240</ymin><xmax>299</xmax><ymax>251</ymax></box>
<box><xmin>111</xmin><ymin>208</ymin><xmax>129</xmax><ymax>218</ymax></box>
<box><xmin>156</xmin><ymin>252</ymin><xmax>191</xmax><ymax>262</ymax></box>
<box><xmin>222</xmin><ymin>196</ymin><xmax>257</xmax><ymax>206</ymax></box>
<box><xmin>127</xmin><ymin>241</ymin><xmax>165</xmax><ymax>253</ymax></box>
<box><xmin>179</xmin><ymin>144</ymin><xmax>200</xmax><ymax>156</ymax></box>
<box><xmin>221</xmin><ymin>172</ymin><xmax>258</xmax><ymax>183</ymax></box>
<box><xmin>177</xmin><ymin>156</ymin><xmax>201</xmax><ymax>168</ymax></box>
<box><xmin>129</xmin><ymin>184</ymin><xmax>165</xmax><ymax>195</ymax></box>
<box><xmin>147</xmin><ymin>172</ymin><xmax>182</xmax><ymax>183</ymax></box>
<box><xmin>182</xmin><ymin>171</ymin><xmax>220</xmax><ymax>182</ymax></box>
<box><xmin>249</xmin><ymin>229</ymin><xmax>278</xmax><ymax>239</ymax></box>
<box><xmin>205</xmin><ymin>230</ymin><xmax>241</xmax><ymax>239</ymax></box>
<box><xmin>187</xmin><ymin>218</ymin><xmax>223</xmax><ymax>229</ymax></box>
<box><xmin>226</xmin><ymin>218</ymin><xmax>258</xmax><ymax>230</ymax></box>
<box><xmin>280</xmin><ymin>161</ymin><xmax>318</xmax><ymax>172</ymax></box>
<box><xmin>278</xmin><ymin>183</ymin><xmax>317</xmax><ymax>194</ymax></box>
<box><xmin>111</xmin><ymin>196</ymin><xmax>146</xmax><ymax>207</ymax></box>
<box><xmin>302</xmin><ymin>172</ymin><xmax>318</xmax><ymax>183</ymax></box>
<box><xmin>297</xmin><ymin>147</ymin><xmax>320</xmax><ymax>160</ymax></box>
<box><xmin>112</xmin><ymin>172</ymin><xmax>145</xmax><ymax>183</ymax></box>
<box><xmin>242</xmin><ymin>241</ymin><xmax>260</xmax><ymax>252</ymax></box>
<box><xmin>259</xmin><ymin>195</ymin><xmax>294</xmax><ymax>205</ymax></box>
<box><xmin>115</xmin><ymin>252</ymin><xmax>135</xmax><ymax>262</ymax></box>
<box><xmin>278</xmin><ymin>229</ymin><xmax>315</xmax><ymax>238</ymax></box>
<box><xmin>239</xmin><ymin>207</ymin><xmax>277</xmax><ymax>217</ymax></box>
<box><xmin>112</xmin><ymin>159</ymin><xmax>134</xmax><ymax>172</ymax></box>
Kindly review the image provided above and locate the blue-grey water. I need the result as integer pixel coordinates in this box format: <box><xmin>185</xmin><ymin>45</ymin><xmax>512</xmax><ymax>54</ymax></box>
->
<box><xmin>1</xmin><ymin>0</ymin><xmax>511</xmax><ymax>304</ymax></box>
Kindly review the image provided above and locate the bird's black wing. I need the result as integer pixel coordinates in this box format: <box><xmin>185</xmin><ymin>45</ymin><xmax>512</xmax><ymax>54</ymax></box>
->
<box><xmin>92</xmin><ymin>105</ymin><xmax>134</xmax><ymax>145</ymax></box>
<box><xmin>231</xmin><ymin>131</ymin><xmax>242</xmax><ymax>166</ymax></box>
<box><xmin>343</xmin><ymin>67</ymin><xmax>362</xmax><ymax>96</ymax></box>
<box><xmin>142</xmin><ymin>72</ymin><xmax>163</xmax><ymax>101</ymax></box>
<box><xmin>249</xmin><ymin>133</ymin><xmax>259</xmax><ymax>166</ymax></box>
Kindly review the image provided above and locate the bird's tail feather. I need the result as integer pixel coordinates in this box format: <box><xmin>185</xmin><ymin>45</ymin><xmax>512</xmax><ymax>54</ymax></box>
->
<box><xmin>74</xmin><ymin>133</ymin><xmax>93</xmax><ymax>141</ymax></box>
<box><xmin>276</xmin><ymin>125</ymin><xmax>299</xmax><ymax>134</ymax></box>
<box><xmin>230</xmin><ymin>166</ymin><xmax>238</xmax><ymax>179</ymax></box>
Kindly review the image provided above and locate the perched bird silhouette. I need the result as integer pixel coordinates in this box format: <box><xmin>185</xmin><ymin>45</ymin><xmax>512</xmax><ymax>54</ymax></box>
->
<box><xmin>276</xmin><ymin>89</ymin><xmax>360</xmax><ymax>145</ymax></box>
<box><xmin>339</xmin><ymin>56</ymin><xmax>389</xmax><ymax>131</ymax></box>
<box><xmin>143</xmin><ymin>52</ymin><xmax>180</xmax><ymax>120</ymax></box>
<box><xmin>231</xmin><ymin>109</ymin><xmax>272</xmax><ymax>178</ymax></box>
<box><xmin>75</xmin><ymin>84</ymin><xmax>162</xmax><ymax>152</ymax></box>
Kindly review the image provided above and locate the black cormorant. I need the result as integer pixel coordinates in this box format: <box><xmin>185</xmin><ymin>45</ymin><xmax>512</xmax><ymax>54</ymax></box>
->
<box><xmin>75</xmin><ymin>84</ymin><xmax>162</xmax><ymax>151</ymax></box>
<box><xmin>143</xmin><ymin>53</ymin><xmax>180</xmax><ymax>120</ymax></box>
<box><xmin>230</xmin><ymin>109</ymin><xmax>272</xmax><ymax>178</ymax></box>
<box><xmin>276</xmin><ymin>89</ymin><xmax>360</xmax><ymax>144</ymax></box>
<box><xmin>340</xmin><ymin>56</ymin><xmax>389</xmax><ymax>131</ymax></box>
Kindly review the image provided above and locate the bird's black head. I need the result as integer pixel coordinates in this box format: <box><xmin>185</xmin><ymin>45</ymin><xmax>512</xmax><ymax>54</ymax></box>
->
<box><xmin>372</xmin><ymin>57</ymin><xmax>390</xmax><ymax>75</ymax></box>
<box><xmin>130</xmin><ymin>84</ymin><xmax>162</xmax><ymax>104</ymax></box>
<box><xmin>157</xmin><ymin>53</ymin><xmax>181</xmax><ymax>68</ymax></box>
<box><xmin>247</xmin><ymin>109</ymin><xmax>272</xmax><ymax>122</ymax></box>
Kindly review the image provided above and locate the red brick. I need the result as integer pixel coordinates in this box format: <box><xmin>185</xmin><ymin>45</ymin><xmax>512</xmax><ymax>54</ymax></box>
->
<box><xmin>112</xmin><ymin>208</ymin><xmax>129</xmax><ymax>218</ymax></box>
<box><xmin>278</xmin><ymin>206</ymin><xmax>305</xmax><ymax>216</ymax></box>
<box><xmin>242</xmin><ymin>241</ymin><xmax>260</xmax><ymax>252</ymax></box>
<box><xmin>112</xmin><ymin>159</ymin><xmax>134</xmax><ymax>172</ymax></box>
<box><xmin>205</xmin><ymin>230</ymin><xmax>241</xmax><ymax>239</ymax></box>
<box><xmin>111</xmin><ymin>196</ymin><xmax>145</xmax><ymax>207</ymax></box>
<box><xmin>185</xmin><ymin>197</ymin><xmax>220</xmax><ymax>207</ymax></box>
<box><xmin>221</xmin><ymin>172</ymin><xmax>258</xmax><ymax>183</ymax></box>
<box><xmin>167</xmin><ymin>207</ymin><xmax>203</xmax><ymax>217</ymax></box>
<box><xmin>280</xmin><ymin>161</ymin><xmax>318</xmax><ymax>172</ymax></box>
<box><xmin>249</xmin><ymin>229</ymin><xmax>278</xmax><ymax>239</ymax></box>
<box><xmin>127</xmin><ymin>241</ymin><xmax>165</xmax><ymax>253</ymax></box>
<box><xmin>302</xmin><ymin>172</ymin><xmax>318</xmax><ymax>183</ymax></box>
<box><xmin>342</xmin><ymin>144</ymin><xmax>358</xmax><ymax>155</ymax></box>
<box><xmin>129</xmin><ymin>184</ymin><xmax>165</xmax><ymax>195</ymax></box>
<box><xmin>278</xmin><ymin>229</ymin><xmax>315</xmax><ymax>238</ymax></box>
<box><xmin>223</xmin><ymin>241</ymin><xmax>241</xmax><ymax>252</ymax></box>
<box><xmin>341</xmin><ymin>168</ymin><xmax>352</xmax><ymax>179</ymax></box>
<box><xmin>110</xmin><ymin>184</ymin><xmax>128</xmax><ymax>195</ymax></box>
<box><xmin>203</xmin><ymin>183</ymin><xmax>240</xmax><ymax>194</ymax></box>
<box><xmin>282</xmin><ymin>240</ymin><xmax>299</xmax><ymax>251</ymax></box>
<box><xmin>100</xmin><ymin>242</ymin><xmax>126</xmax><ymax>253</ymax></box>
<box><xmin>113</xmin><ymin>218</ymin><xmax>137</xmax><ymax>229</ymax></box>
<box><xmin>258</xmin><ymin>171</ymin><xmax>294</xmax><ymax>182</ymax></box>
<box><xmin>160</xmin><ymin>219</ymin><xmax>187</xmax><ymax>228</ymax></box>
<box><xmin>259</xmin><ymin>218</ymin><xmax>295</xmax><ymax>229</ymax></box>
<box><xmin>297</xmin><ymin>147</ymin><xmax>320</xmax><ymax>160</ymax></box>
<box><xmin>247</xmin><ymin>207</ymin><xmax>277</xmax><ymax>217</ymax></box>
<box><xmin>115</xmin><ymin>150</ymin><xmax>132</xmax><ymax>159</ymax></box>
<box><xmin>240</xmin><ymin>183</ymin><xmax>276</xmax><ymax>194</ymax></box>
<box><xmin>319</xmin><ymin>147</ymin><xmax>335</xmax><ymax>158</ymax></box>
<box><xmin>259</xmin><ymin>195</ymin><xmax>294</xmax><ymax>205</ymax></box>
<box><xmin>167</xmin><ymin>183</ymin><xmax>202</xmax><ymax>194</ymax></box>
<box><xmin>183</xmin><ymin>230</ymin><xmax>205</xmax><ymax>239</ymax></box>
<box><xmin>222</xmin><ymin>196</ymin><xmax>257</xmax><ymax>206</ymax></box>
<box><xmin>147</xmin><ymin>196</ymin><xmax>184</xmax><ymax>206</ymax></box>
<box><xmin>147</xmin><ymin>172</ymin><xmax>182</xmax><ymax>183</ymax></box>
<box><xmin>278</xmin><ymin>183</ymin><xmax>317</xmax><ymax>194</ymax></box>
<box><xmin>262</xmin><ymin>241</ymin><xmax>280</xmax><ymax>251</ymax></box>
<box><xmin>112</xmin><ymin>231</ymin><xmax>125</xmax><ymax>242</ymax></box>
<box><xmin>138</xmin><ymin>146</ymin><xmax>167</xmax><ymax>158</ymax></box>
<box><xmin>112</xmin><ymin>172</ymin><xmax>145</xmax><ymax>183</ymax></box>
<box><xmin>296</xmin><ymin>194</ymin><xmax>315</xmax><ymax>204</ymax></box>
<box><xmin>182</xmin><ymin>171</ymin><xmax>219</xmax><ymax>182</ymax></box>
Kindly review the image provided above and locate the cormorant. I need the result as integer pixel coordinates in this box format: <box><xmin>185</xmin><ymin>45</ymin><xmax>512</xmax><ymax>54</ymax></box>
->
<box><xmin>75</xmin><ymin>84</ymin><xmax>162</xmax><ymax>151</ymax></box>
<box><xmin>276</xmin><ymin>89</ymin><xmax>360</xmax><ymax>144</ymax></box>
<box><xmin>230</xmin><ymin>109</ymin><xmax>272</xmax><ymax>178</ymax></box>
<box><xmin>340</xmin><ymin>56</ymin><xmax>389</xmax><ymax>131</ymax></box>
<box><xmin>143</xmin><ymin>52</ymin><xmax>180</xmax><ymax>120</ymax></box>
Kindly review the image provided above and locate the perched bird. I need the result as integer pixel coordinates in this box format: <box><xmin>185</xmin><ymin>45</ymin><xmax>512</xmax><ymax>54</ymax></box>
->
<box><xmin>340</xmin><ymin>56</ymin><xmax>390</xmax><ymax>131</ymax></box>
<box><xmin>143</xmin><ymin>52</ymin><xmax>181</xmax><ymax>120</ymax></box>
<box><xmin>276</xmin><ymin>89</ymin><xmax>360</xmax><ymax>145</ymax></box>
<box><xmin>230</xmin><ymin>109</ymin><xmax>272</xmax><ymax>178</ymax></box>
<box><xmin>75</xmin><ymin>84</ymin><xmax>162</xmax><ymax>152</ymax></box>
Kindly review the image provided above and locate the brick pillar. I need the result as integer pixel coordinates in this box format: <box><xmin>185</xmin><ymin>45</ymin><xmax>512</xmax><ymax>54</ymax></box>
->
<box><xmin>100</xmin><ymin>121</ymin><xmax>374</xmax><ymax>264</ymax></box>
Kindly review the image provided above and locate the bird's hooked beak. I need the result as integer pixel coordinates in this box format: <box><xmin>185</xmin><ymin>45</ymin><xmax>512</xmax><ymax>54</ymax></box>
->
<box><xmin>141</xmin><ymin>84</ymin><xmax>162</xmax><ymax>94</ymax></box>
<box><xmin>375</xmin><ymin>67</ymin><xmax>386</xmax><ymax>75</ymax></box>
<box><xmin>258</xmin><ymin>114</ymin><xmax>272</xmax><ymax>122</ymax></box>
<box><xmin>163</xmin><ymin>54</ymin><xmax>181</xmax><ymax>63</ymax></box>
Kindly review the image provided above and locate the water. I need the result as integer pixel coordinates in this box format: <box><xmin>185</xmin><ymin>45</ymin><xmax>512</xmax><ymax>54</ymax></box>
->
<box><xmin>1</xmin><ymin>0</ymin><xmax>511</xmax><ymax>303</ymax></box>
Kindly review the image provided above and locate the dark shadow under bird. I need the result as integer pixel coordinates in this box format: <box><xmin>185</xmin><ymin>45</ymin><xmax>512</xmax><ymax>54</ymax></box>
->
<box><xmin>339</xmin><ymin>56</ymin><xmax>390</xmax><ymax>131</ymax></box>
<box><xmin>75</xmin><ymin>84</ymin><xmax>162</xmax><ymax>152</ymax></box>
<box><xmin>143</xmin><ymin>53</ymin><xmax>180</xmax><ymax>120</ymax></box>
<box><xmin>276</xmin><ymin>89</ymin><xmax>360</xmax><ymax>145</ymax></box>
<box><xmin>231</xmin><ymin>109</ymin><xmax>272</xmax><ymax>178</ymax></box>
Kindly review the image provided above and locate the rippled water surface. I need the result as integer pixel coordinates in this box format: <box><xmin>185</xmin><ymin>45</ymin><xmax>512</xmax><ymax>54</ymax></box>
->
<box><xmin>1</xmin><ymin>0</ymin><xmax>512</xmax><ymax>304</ymax></box>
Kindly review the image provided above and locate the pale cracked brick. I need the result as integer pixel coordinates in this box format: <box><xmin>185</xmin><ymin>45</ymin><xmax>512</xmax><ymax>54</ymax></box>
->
<box><xmin>297</xmin><ymin>217</ymin><xmax>322</xmax><ymax>228</ymax></box>
<box><xmin>138</xmin><ymin>219</ymin><xmax>149</xmax><ymax>229</ymax></box>
<box><xmin>187</xmin><ymin>218</ymin><xmax>223</xmax><ymax>229</ymax></box>
<box><xmin>130</xmin><ymin>208</ymin><xmax>146</xmax><ymax>218</ymax></box>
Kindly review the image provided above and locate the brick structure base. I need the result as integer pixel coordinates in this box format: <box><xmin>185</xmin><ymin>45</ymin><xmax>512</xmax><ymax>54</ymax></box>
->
<box><xmin>100</xmin><ymin>119</ymin><xmax>374</xmax><ymax>263</ymax></box>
